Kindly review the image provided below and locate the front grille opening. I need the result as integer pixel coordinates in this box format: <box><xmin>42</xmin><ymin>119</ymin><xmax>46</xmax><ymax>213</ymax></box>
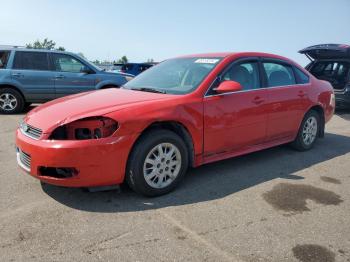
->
<box><xmin>17</xmin><ymin>148</ymin><xmax>31</xmax><ymax>170</ymax></box>
<box><xmin>38</xmin><ymin>167</ymin><xmax>78</xmax><ymax>178</ymax></box>
<box><xmin>21</xmin><ymin>124</ymin><xmax>43</xmax><ymax>139</ymax></box>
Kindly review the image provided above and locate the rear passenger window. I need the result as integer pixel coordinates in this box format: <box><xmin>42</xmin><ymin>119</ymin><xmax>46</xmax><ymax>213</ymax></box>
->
<box><xmin>0</xmin><ymin>51</ymin><xmax>10</xmax><ymax>69</ymax></box>
<box><xmin>13</xmin><ymin>52</ymin><xmax>49</xmax><ymax>71</ymax></box>
<box><xmin>294</xmin><ymin>67</ymin><xmax>310</xmax><ymax>84</ymax></box>
<box><xmin>222</xmin><ymin>62</ymin><xmax>260</xmax><ymax>90</ymax></box>
<box><xmin>263</xmin><ymin>62</ymin><xmax>296</xmax><ymax>87</ymax></box>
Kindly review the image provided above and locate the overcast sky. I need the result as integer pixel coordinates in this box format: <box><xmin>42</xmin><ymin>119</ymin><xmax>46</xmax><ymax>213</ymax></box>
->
<box><xmin>1</xmin><ymin>0</ymin><xmax>349</xmax><ymax>66</ymax></box>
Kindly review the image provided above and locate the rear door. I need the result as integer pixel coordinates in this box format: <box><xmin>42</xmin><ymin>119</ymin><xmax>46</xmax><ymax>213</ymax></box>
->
<box><xmin>50</xmin><ymin>53</ymin><xmax>96</xmax><ymax>98</ymax></box>
<box><xmin>262</xmin><ymin>59</ymin><xmax>309</xmax><ymax>142</ymax></box>
<box><xmin>11</xmin><ymin>51</ymin><xmax>55</xmax><ymax>101</ymax></box>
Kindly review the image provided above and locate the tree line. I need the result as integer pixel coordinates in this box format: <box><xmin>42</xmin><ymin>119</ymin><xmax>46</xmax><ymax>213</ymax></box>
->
<box><xmin>25</xmin><ymin>38</ymin><xmax>154</xmax><ymax>64</ymax></box>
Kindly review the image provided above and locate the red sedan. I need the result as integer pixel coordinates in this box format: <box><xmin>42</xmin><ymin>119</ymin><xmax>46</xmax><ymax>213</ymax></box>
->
<box><xmin>16</xmin><ymin>52</ymin><xmax>335</xmax><ymax>196</ymax></box>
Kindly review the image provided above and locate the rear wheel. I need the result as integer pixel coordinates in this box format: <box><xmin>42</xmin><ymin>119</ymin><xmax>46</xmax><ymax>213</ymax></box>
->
<box><xmin>126</xmin><ymin>129</ymin><xmax>188</xmax><ymax>196</ymax></box>
<box><xmin>0</xmin><ymin>88</ymin><xmax>25</xmax><ymax>114</ymax></box>
<box><xmin>291</xmin><ymin>110</ymin><xmax>320</xmax><ymax>151</ymax></box>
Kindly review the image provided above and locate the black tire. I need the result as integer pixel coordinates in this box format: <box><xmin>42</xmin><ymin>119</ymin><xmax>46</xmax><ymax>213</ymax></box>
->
<box><xmin>126</xmin><ymin>129</ymin><xmax>189</xmax><ymax>197</ymax></box>
<box><xmin>0</xmin><ymin>88</ymin><xmax>25</xmax><ymax>114</ymax></box>
<box><xmin>101</xmin><ymin>85</ymin><xmax>119</xmax><ymax>89</ymax></box>
<box><xmin>291</xmin><ymin>110</ymin><xmax>320</xmax><ymax>151</ymax></box>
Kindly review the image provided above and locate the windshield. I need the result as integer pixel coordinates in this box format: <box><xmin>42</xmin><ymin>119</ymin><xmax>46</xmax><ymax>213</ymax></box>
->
<box><xmin>123</xmin><ymin>57</ymin><xmax>221</xmax><ymax>94</ymax></box>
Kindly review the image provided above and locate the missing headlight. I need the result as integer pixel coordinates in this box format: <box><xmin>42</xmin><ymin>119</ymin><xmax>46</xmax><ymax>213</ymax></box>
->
<box><xmin>75</xmin><ymin>128</ymin><xmax>92</xmax><ymax>140</ymax></box>
<box><xmin>49</xmin><ymin>117</ymin><xmax>118</xmax><ymax>140</ymax></box>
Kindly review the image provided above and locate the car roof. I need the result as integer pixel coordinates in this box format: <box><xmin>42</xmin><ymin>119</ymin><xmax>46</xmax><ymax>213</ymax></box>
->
<box><xmin>0</xmin><ymin>46</ymin><xmax>77</xmax><ymax>56</ymax></box>
<box><xmin>178</xmin><ymin>52</ymin><xmax>295</xmax><ymax>62</ymax></box>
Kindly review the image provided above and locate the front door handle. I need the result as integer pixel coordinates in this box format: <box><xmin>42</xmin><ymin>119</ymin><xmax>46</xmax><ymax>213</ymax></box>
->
<box><xmin>252</xmin><ymin>96</ymin><xmax>264</xmax><ymax>105</ymax></box>
<box><xmin>12</xmin><ymin>73</ymin><xmax>23</xmax><ymax>77</ymax></box>
<box><xmin>55</xmin><ymin>75</ymin><xmax>66</xmax><ymax>79</ymax></box>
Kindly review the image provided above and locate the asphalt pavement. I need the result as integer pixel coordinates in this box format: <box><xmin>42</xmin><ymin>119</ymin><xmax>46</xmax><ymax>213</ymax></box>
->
<box><xmin>0</xmin><ymin>109</ymin><xmax>349</xmax><ymax>262</ymax></box>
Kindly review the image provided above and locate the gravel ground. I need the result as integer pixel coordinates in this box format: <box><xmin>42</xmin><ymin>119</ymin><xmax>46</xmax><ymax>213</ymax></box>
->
<box><xmin>0</xmin><ymin>108</ymin><xmax>349</xmax><ymax>262</ymax></box>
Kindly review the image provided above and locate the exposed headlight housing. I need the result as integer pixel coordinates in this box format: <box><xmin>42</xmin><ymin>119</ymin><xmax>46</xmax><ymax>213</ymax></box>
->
<box><xmin>50</xmin><ymin>117</ymin><xmax>118</xmax><ymax>140</ymax></box>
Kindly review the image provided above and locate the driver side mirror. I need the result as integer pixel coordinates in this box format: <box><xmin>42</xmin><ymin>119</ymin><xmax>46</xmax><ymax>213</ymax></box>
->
<box><xmin>214</xmin><ymin>80</ymin><xmax>242</xmax><ymax>94</ymax></box>
<box><xmin>81</xmin><ymin>66</ymin><xmax>94</xmax><ymax>74</ymax></box>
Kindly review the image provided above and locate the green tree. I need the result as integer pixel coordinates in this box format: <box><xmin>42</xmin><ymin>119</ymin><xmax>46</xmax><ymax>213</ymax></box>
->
<box><xmin>117</xmin><ymin>56</ymin><xmax>128</xmax><ymax>64</ymax></box>
<box><xmin>26</xmin><ymin>38</ymin><xmax>65</xmax><ymax>51</ymax></box>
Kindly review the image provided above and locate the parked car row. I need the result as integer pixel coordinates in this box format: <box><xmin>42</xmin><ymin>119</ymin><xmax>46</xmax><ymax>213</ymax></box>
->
<box><xmin>0</xmin><ymin>44</ymin><xmax>349</xmax><ymax>115</ymax></box>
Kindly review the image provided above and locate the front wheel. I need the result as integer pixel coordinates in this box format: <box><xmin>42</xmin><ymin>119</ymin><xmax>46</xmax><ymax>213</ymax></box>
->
<box><xmin>291</xmin><ymin>110</ymin><xmax>320</xmax><ymax>151</ymax></box>
<box><xmin>126</xmin><ymin>129</ymin><xmax>188</xmax><ymax>196</ymax></box>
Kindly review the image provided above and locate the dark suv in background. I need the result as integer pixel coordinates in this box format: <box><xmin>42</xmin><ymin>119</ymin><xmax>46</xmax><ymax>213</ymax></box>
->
<box><xmin>113</xmin><ymin>62</ymin><xmax>156</xmax><ymax>76</ymax></box>
<box><xmin>0</xmin><ymin>47</ymin><xmax>132</xmax><ymax>114</ymax></box>
<box><xmin>300</xmin><ymin>44</ymin><xmax>350</xmax><ymax>109</ymax></box>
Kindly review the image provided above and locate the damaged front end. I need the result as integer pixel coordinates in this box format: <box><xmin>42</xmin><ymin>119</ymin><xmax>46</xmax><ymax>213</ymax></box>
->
<box><xmin>49</xmin><ymin>116</ymin><xmax>118</xmax><ymax>140</ymax></box>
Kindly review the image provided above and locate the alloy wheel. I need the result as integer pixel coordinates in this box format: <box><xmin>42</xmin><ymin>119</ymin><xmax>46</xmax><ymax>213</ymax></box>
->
<box><xmin>143</xmin><ymin>142</ymin><xmax>182</xmax><ymax>189</ymax></box>
<box><xmin>0</xmin><ymin>93</ymin><xmax>18</xmax><ymax>111</ymax></box>
<box><xmin>302</xmin><ymin>116</ymin><xmax>318</xmax><ymax>146</ymax></box>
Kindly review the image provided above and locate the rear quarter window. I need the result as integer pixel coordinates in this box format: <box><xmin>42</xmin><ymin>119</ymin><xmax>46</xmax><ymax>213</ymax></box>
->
<box><xmin>294</xmin><ymin>67</ymin><xmax>310</xmax><ymax>84</ymax></box>
<box><xmin>0</xmin><ymin>51</ymin><xmax>10</xmax><ymax>69</ymax></box>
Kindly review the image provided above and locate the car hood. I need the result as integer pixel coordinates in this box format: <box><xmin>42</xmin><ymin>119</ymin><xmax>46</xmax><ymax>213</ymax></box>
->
<box><xmin>25</xmin><ymin>88</ymin><xmax>173</xmax><ymax>133</ymax></box>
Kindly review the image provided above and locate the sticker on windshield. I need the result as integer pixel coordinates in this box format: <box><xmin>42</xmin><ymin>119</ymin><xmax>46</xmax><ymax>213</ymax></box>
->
<box><xmin>195</xmin><ymin>58</ymin><xmax>219</xmax><ymax>64</ymax></box>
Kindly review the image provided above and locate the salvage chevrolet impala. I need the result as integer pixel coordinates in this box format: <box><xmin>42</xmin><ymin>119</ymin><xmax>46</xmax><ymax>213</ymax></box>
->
<box><xmin>16</xmin><ymin>52</ymin><xmax>335</xmax><ymax>196</ymax></box>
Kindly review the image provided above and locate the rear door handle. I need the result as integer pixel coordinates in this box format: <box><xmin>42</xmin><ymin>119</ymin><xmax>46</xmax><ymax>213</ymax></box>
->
<box><xmin>252</xmin><ymin>96</ymin><xmax>264</xmax><ymax>105</ymax></box>
<box><xmin>298</xmin><ymin>91</ymin><xmax>306</xmax><ymax>98</ymax></box>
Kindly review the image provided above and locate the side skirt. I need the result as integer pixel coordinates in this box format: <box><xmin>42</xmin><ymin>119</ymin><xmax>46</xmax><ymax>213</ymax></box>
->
<box><xmin>201</xmin><ymin>137</ymin><xmax>294</xmax><ymax>166</ymax></box>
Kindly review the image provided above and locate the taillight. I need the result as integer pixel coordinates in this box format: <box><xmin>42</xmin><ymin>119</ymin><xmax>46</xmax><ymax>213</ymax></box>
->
<box><xmin>330</xmin><ymin>93</ymin><xmax>335</xmax><ymax>107</ymax></box>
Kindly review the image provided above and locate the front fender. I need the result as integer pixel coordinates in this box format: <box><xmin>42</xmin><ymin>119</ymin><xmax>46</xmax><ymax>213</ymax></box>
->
<box><xmin>96</xmin><ymin>78</ymin><xmax>127</xmax><ymax>89</ymax></box>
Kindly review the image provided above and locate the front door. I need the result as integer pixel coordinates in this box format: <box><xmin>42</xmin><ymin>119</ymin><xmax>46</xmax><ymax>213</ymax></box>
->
<box><xmin>203</xmin><ymin>60</ymin><xmax>268</xmax><ymax>157</ymax></box>
<box><xmin>50</xmin><ymin>53</ymin><xmax>96</xmax><ymax>98</ymax></box>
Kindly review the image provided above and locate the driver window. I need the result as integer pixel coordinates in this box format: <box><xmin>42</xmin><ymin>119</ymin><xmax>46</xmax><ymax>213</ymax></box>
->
<box><xmin>222</xmin><ymin>62</ymin><xmax>260</xmax><ymax>90</ymax></box>
<box><xmin>52</xmin><ymin>54</ymin><xmax>86</xmax><ymax>73</ymax></box>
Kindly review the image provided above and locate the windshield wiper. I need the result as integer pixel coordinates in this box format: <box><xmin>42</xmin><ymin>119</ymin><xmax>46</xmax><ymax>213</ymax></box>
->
<box><xmin>131</xmin><ymin>87</ymin><xmax>166</xmax><ymax>94</ymax></box>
